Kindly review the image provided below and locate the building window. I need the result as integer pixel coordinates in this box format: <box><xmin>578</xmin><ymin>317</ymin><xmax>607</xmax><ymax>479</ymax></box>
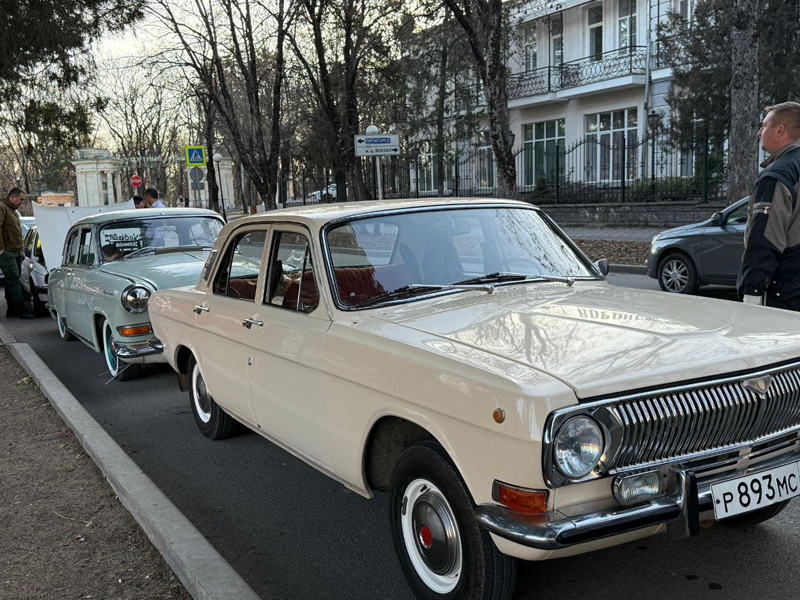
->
<box><xmin>522</xmin><ymin>119</ymin><xmax>566</xmax><ymax>187</ymax></box>
<box><xmin>584</xmin><ymin>108</ymin><xmax>638</xmax><ymax>182</ymax></box>
<box><xmin>618</xmin><ymin>0</ymin><xmax>637</xmax><ymax>50</ymax></box>
<box><xmin>588</xmin><ymin>5</ymin><xmax>603</xmax><ymax>60</ymax></box>
<box><xmin>477</xmin><ymin>133</ymin><xmax>495</xmax><ymax>190</ymax></box>
<box><xmin>524</xmin><ymin>26</ymin><xmax>537</xmax><ymax>71</ymax></box>
<box><xmin>551</xmin><ymin>16</ymin><xmax>563</xmax><ymax>66</ymax></box>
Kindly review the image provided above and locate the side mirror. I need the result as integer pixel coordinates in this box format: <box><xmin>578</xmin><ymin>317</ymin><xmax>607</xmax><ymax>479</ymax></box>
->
<box><xmin>593</xmin><ymin>258</ymin><xmax>609</xmax><ymax>277</ymax></box>
<box><xmin>711</xmin><ymin>212</ymin><xmax>724</xmax><ymax>226</ymax></box>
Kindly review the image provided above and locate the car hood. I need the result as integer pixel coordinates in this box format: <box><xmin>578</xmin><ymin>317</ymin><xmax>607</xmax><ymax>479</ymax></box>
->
<box><xmin>654</xmin><ymin>220</ymin><xmax>709</xmax><ymax>240</ymax></box>
<box><xmin>373</xmin><ymin>282</ymin><xmax>800</xmax><ymax>399</ymax></box>
<box><xmin>98</xmin><ymin>250</ymin><xmax>210</xmax><ymax>290</ymax></box>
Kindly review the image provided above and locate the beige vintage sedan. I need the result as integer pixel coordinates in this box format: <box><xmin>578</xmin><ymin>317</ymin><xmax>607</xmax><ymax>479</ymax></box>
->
<box><xmin>150</xmin><ymin>198</ymin><xmax>800</xmax><ymax>600</ymax></box>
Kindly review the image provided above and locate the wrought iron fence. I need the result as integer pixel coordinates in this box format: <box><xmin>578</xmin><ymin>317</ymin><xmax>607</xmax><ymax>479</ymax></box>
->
<box><xmin>290</xmin><ymin>129</ymin><xmax>725</xmax><ymax>206</ymax></box>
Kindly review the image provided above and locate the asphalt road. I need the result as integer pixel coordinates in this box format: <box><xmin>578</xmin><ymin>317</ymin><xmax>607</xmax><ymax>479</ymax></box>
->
<box><xmin>3</xmin><ymin>274</ymin><xmax>797</xmax><ymax>600</ymax></box>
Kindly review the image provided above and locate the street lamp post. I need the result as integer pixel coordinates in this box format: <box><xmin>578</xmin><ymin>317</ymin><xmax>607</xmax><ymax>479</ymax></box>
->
<box><xmin>212</xmin><ymin>153</ymin><xmax>227</xmax><ymax>221</ymax></box>
<box><xmin>366</xmin><ymin>124</ymin><xmax>383</xmax><ymax>201</ymax></box>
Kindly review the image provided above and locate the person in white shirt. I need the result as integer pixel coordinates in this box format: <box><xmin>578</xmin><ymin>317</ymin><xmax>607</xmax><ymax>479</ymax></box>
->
<box><xmin>144</xmin><ymin>188</ymin><xmax>166</xmax><ymax>208</ymax></box>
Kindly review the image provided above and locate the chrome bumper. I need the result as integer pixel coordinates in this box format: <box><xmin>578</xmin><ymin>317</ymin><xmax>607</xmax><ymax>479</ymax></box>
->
<box><xmin>476</xmin><ymin>447</ymin><xmax>800</xmax><ymax>550</ymax></box>
<box><xmin>111</xmin><ymin>338</ymin><xmax>164</xmax><ymax>360</ymax></box>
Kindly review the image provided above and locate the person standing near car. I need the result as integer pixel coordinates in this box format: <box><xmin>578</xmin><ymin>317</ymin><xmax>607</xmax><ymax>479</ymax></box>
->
<box><xmin>738</xmin><ymin>102</ymin><xmax>800</xmax><ymax>310</ymax></box>
<box><xmin>0</xmin><ymin>188</ymin><xmax>34</xmax><ymax>319</ymax></box>
<box><xmin>144</xmin><ymin>188</ymin><xmax>165</xmax><ymax>208</ymax></box>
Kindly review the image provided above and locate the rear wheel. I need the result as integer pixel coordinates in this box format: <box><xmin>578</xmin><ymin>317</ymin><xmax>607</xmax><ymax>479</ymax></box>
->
<box><xmin>189</xmin><ymin>356</ymin><xmax>238</xmax><ymax>439</ymax></box>
<box><xmin>658</xmin><ymin>253</ymin><xmax>699</xmax><ymax>295</ymax></box>
<box><xmin>56</xmin><ymin>312</ymin><xmax>76</xmax><ymax>342</ymax></box>
<box><xmin>722</xmin><ymin>500</ymin><xmax>790</xmax><ymax>526</ymax></box>
<box><xmin>389</xmin><ymin>442</ymin><xmax>516</xmax><ymax>600</ymax></box>
<box><xmin>102</xmin><ymin>319</ymin><xmax>141</xmax><ymax>381</ymax></box>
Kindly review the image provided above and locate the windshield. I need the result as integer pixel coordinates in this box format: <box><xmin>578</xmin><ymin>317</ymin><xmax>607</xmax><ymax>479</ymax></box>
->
<box><xmin>98</xmin><ymin>216</ymin><xmax>222</xmax><ymax>262</ymax></box>
<box><xmin>325</xmin><ymin>206</ymin><xmax>595</xmax><ymax>308</ymax></box>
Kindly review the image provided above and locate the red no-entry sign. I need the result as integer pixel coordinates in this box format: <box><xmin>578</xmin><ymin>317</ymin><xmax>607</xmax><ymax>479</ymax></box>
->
<box><xmin>130</xmin><ymin>175</ymin><xmax>142</xmax><ymax>187</ymax></box>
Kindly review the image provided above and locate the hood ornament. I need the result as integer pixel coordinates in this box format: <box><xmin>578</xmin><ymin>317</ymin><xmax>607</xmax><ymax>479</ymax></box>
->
<box><xmin>742</xmin><ymin>375</ymin><xmax>774</xmax><ymax>399</ymax></box>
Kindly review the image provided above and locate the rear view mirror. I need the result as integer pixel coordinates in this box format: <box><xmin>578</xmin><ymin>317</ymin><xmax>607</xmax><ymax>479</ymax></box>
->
<box><xmin>711</xmin><ymin>212</ymin><xmax>724</xmax><ymax>226</ymax></box>
<box><xmin>593</xmin><ymin>258</ymin><xmax>609</xmax><ymax>277</ymax></box>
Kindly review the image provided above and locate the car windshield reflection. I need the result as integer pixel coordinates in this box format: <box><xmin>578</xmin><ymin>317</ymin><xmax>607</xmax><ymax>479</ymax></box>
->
<box><xmin>326</xmin><ymin>207</ymin><xmax>596</xmax><ymax>309</ymax></box>
<box><xmin>98</xmin><ymin>216</ymin><xmax>223</xmax><ymax>262</ymax></box>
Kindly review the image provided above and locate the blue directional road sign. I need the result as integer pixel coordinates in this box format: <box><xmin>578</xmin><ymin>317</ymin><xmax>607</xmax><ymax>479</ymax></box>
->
<box><xmin>185</xmin><ymin>145</ymin><xmax>207</xmax><ymax>166</ymax></box>
<box><xmin>354</xmin><ymin>134</ymin><xmax>400</xmax><ymax>157</ymax></box>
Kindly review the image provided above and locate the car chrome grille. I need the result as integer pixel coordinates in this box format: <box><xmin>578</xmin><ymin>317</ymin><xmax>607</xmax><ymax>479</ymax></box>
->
<box><xmin>609</xmin><ymin>366</ymin><xmax>800</xmax><ymax>471</ymax></box>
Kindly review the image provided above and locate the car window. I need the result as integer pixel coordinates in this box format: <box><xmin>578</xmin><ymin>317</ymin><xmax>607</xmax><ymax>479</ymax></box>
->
<box><xmin>265</xmin><ymin>231</ymin><xmax>320</xmax><ymax>314</ymax></box>
<box><xmin>77</xmin><ymin>229</ymin><xmax>95</xmax><ymax>266</ymax></box>
<box><xmin>328</xmin><ymin>221</ymin><xmax>399</xmax><ymax>267</ymax></box>
<box><xmin>727</xmin><ymin>203</ymin><xmax>748</xmax><ymax>225</ymax></box>
<box><xmin>64</xmin><ymin>232</ymin><xmax>80</xmax><ymax>265</ymax></box>
<box><xmin>98</xmin><ymin>216</ymin><xmax>222</xmax><ymax>261</ymax></box>
<box><xmin>24</xmin><ymin>229</ymin><xmax>35</xmax><ymax>254</ymax></box>
<box><xmin>212</xmin><ymin>230</ymin><xmax>266</xmax><ymax>301</ymax></box>
<box><xmin>33</xmin><ymin>233</ymin><xmax>45</xmax><ymax>265</ymax></box>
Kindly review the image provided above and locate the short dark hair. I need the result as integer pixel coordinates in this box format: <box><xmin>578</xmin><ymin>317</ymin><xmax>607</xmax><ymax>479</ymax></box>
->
<box><xmin>8</xmin><ymin>187</ymin><xmax>24</xmax><ymax>198</ymax></box>
<box><xmin>144</xmin><ymin>188</ymin><xmax>158</xmax><ymax>199</ymax></box>
<box><xmin>765</xmin><ymin>102</ymin><xmax>800</xmax><ymax>136</ymax></box>
<box><xmin>102</xmin><ymin>243</ymin><xmax>119</xmax><ymax>256</ymax></box>
<box><xmin>133</xmin><ymin>195</ymin><xmax>144</xmax><ymax>205</ymax></box>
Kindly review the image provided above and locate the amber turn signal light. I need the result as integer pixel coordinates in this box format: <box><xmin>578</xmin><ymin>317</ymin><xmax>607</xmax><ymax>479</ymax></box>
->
<box><xmin>493</xmin><ymin>481</ymin><xmax>548</xmax><ymax>514</ymax></box>
<box><xmin>117</xmin><ymin>324</ymin><xmax>152</xmax><ymax>337</ymax></box>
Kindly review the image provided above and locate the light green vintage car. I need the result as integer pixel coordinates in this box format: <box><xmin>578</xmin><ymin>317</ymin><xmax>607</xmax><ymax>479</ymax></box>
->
<box><xmin>47</xmin><ymin>208</ymin><xmax>224</xmax><ymax>380</ymax></box>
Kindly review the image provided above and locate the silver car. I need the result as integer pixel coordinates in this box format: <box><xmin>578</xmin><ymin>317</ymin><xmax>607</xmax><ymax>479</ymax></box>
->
<box><xmin>21</xmin><ymin>226</ymin><xmax>48</xmax><ymax>315</ymax></box>
<box><xmin>0</xmin><ymin>216</ymin><xmax>34</xmax><ymax>283</ymax></box>
<box><xmin>647</xmin><ymin>197</ymin><xmax>748</xmax><ymax>294</ymax></box>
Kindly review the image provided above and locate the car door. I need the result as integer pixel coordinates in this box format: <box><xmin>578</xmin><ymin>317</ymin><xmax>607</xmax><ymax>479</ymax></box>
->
<box><xmin>245</xmin><ymin>226</ymin><xmax>332</xmax><ymax>468</ymax></box>
<box><xmin>20</xmin><ymin>229</ymin><xmax>35</xmax><ymax>291</ymax></box>
<box><xmin>701</xmin><ymin>199</ymin><xmax>748</xmax><ymax>284</ymax></box>
<box><xmin>69</xmin><ymin>227</ymin><xmax>98</xmax><ymax>340</ymax></box>
<box><xmin>194</xmin><ymin>226</ymin><xmax>268</xmax><ymax>425</ymax></box>
<box><xmin>52</xmin><ymin>230</ymin><xmax>80</xmax><ymax>325</ymax></box>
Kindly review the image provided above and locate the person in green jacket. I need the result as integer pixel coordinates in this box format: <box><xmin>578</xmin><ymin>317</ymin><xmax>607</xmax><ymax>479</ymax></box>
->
<box><xmin>0</xmin><ymin>188</ymin><xmax>34</xmax><ymax>319</ymax></box>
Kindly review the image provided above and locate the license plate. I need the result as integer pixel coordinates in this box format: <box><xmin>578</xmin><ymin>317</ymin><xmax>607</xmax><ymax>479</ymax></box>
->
<box><xmin>712</xmin><ymin>462</ymin><xmax>800</xmax><ymax>520</ymax></box>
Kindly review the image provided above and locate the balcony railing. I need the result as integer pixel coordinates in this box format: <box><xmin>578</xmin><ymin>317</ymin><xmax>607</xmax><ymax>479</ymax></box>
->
<box><xmin>508</xmin><ymin>46</ymin><xmax>648</xmax><ymax>100</ymax></box>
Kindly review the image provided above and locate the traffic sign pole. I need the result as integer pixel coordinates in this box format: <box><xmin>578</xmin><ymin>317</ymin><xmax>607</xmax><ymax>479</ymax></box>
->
<box><xmin>375</xmin><ymin>156</ymin><xmax>383</xmax><ymax>201</ymax></box>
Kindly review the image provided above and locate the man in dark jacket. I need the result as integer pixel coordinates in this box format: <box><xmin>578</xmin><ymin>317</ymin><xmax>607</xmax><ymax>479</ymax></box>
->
<box><xmin>0</xmin><ymin>188</ymin><xmax>34</xmax><ymax>318</ymax></box>
<box><xmin>738</xmin><ymin>102</ymin><xmax>800</xmax><ymax>310</ymax></box>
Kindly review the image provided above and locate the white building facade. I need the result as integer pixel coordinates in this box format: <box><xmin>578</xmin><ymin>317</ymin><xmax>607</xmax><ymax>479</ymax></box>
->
<box><xmin>409</xmin><ymin>0</ymin><xmax>694</xmax><ymax>199</ymax></box>
<box><xmin>72</xmin><ymin>148</ymin><xmax>124</xmax><ymax>206</ymax></box>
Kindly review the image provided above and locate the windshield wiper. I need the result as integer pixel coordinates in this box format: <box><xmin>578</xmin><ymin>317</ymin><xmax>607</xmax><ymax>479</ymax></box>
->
<box><xmin>123</xmin><ymin>246</ymin><xmax>157</xmax><ymax>260</ymax></box>
<box><xmin>456</xmin><ymin>272</ymin><xmax>575</xmax><ymax>287</ymax></box>
<box><xmin>123</xmin><ymin>245</ymin><xmax>213</xmax><ymax>261</ymax></box>
<box><xmin>354</xmin><ymin>281</ymin><xmax>495</xmax><ymax>309</ymax></box>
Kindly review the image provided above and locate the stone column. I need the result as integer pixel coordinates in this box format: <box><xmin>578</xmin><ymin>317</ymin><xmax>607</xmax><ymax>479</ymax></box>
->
<box><xmin>106</xmin><ymin>170</ymin><xmax>114</xmax><ymax>205</ymax></box>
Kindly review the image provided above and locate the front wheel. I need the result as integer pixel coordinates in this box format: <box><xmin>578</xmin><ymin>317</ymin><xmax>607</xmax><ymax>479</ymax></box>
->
<box><xmin>389</xmin><ymin>442</ymin><xmax>517</xmax><ymax>600</ymax></box>
<box><xmin>658</xmin><ymin>253</ymin><xmax>699</xmax><ymax>294</ymax></box>
<box><xmin>102</xmin><ymin>319</ymin><xmax>141</xmax><ymax>381</ymax></box>
<box><xmin>30</xmin><ymin>279</ymin><xmax>45</xmax><ymax>316</ymax></box>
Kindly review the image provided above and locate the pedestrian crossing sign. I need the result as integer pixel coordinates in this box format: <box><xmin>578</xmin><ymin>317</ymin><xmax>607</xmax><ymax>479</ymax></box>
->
<box><xmin>185</xmin><ymin>145</ymin><xmax>207</xmax><ymax>166</ymax></box>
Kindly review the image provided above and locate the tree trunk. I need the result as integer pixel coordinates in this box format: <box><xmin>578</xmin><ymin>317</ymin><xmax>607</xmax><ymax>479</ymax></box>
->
<box><xmin>727</xmin><ymin>0</ymin><xmax>760</xmax><ymax>202</ymax></box>
<box><xmin>203</xmin><ymin>99</ymin><xmax>220</xmax><ymax>213</ymax></box>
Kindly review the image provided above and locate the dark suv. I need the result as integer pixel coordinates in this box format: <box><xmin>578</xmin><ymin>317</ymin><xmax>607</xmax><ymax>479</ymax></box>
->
<box><xmin>647</xmin><ymin>197</ymin><xmax>748</xmax><ymax>294</ymax></box>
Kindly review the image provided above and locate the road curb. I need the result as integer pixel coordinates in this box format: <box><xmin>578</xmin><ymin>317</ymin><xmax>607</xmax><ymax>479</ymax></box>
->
<box><xmin>610</xmin><ymin>264</ymin><xmax>648</xmax><ymax>275</ymax></box>
<box><xmin>0</xmin><ymin>323</ymin><xmax>261</xmax><ymax>600</ymax></box>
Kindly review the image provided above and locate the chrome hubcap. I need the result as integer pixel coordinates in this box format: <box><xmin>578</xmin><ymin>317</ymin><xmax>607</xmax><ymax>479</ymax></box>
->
<box><xmin>192</xmin><ymin>363</ymin><xmax>212</xmax><ymax>423</ymax></box>
<box><xmin>661</xmin><ymin>259</ymin><xmax>689</xmax><ymax>292</ymax></box>
<box><xmin>401</xmin><ymin>479</ymin><xmax>461</xmax><ymax>593</ymax></box>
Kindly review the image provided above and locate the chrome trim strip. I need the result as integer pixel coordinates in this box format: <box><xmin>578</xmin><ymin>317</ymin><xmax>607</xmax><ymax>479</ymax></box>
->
<box><xmin>111</xmin><ymin>338</ymin><xmax>164</xmax><ymax>359</ymax></box>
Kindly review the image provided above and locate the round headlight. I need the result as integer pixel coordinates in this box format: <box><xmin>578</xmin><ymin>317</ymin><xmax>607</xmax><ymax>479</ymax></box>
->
<box><xmin>121</xmin><ymin>285</ymin><xmax>151</xmax><ymax>313</ymax></box>
<box><xmin>553</xmin><ymin>416</ymin><xmax>604</xmax><ymax>479</ymax></box>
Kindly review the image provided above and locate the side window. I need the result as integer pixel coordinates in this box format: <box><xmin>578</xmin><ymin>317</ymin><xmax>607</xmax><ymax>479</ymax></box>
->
<box><xmin>34</xmin><ymin>233</ymin><xmax>45</xmax><ymax>265</ymax></box>
<box><xmin>266</xmin><ymin>231</ymin><xmax>320</xmax><ymax>314</ymax></box>
<box><xmin>77</xmin><ymin>229</ymin><xmax>95</xmax><ymax>266</ymax></box>
<box><xmin>64</xmin><ymin>232</ymin><xmax>80</xmax><ymax>265</ymax></box>
<box><xmin>727</xmin><ymin>203</ymin><xmax>748</xmax><ymax>225</ymax></box>
<box><xmin>212</xmin><ymin>230</ymin><xmax>266</xmax><ymax>301</ymax></box>
<box><xmin>24</xmin><ymin>230</ymin><xmax>35</xmax><ymax>254</ymax></box>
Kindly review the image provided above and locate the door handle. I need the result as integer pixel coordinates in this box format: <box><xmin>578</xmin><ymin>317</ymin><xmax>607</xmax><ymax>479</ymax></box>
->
<box><xmin>193</xmin><ymin>305</ymin><xmax>210</xmax><ymax>314</ymax></box>
<box><xmin>242</xmin><ymin>318</ymin><xmax>263</xmax><ymax>329</ymax></box>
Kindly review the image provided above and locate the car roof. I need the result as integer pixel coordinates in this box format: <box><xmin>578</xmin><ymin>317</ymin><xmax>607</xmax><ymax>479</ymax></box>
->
<box><xmin>222</xmin><ymin>197</ymin><xmax>534</xmax><ymax>234</ymax></box>
<box><xmin>71</xmin><ymin>207</ymin><xmax>222</xmax><ymax>227</ymax></box>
